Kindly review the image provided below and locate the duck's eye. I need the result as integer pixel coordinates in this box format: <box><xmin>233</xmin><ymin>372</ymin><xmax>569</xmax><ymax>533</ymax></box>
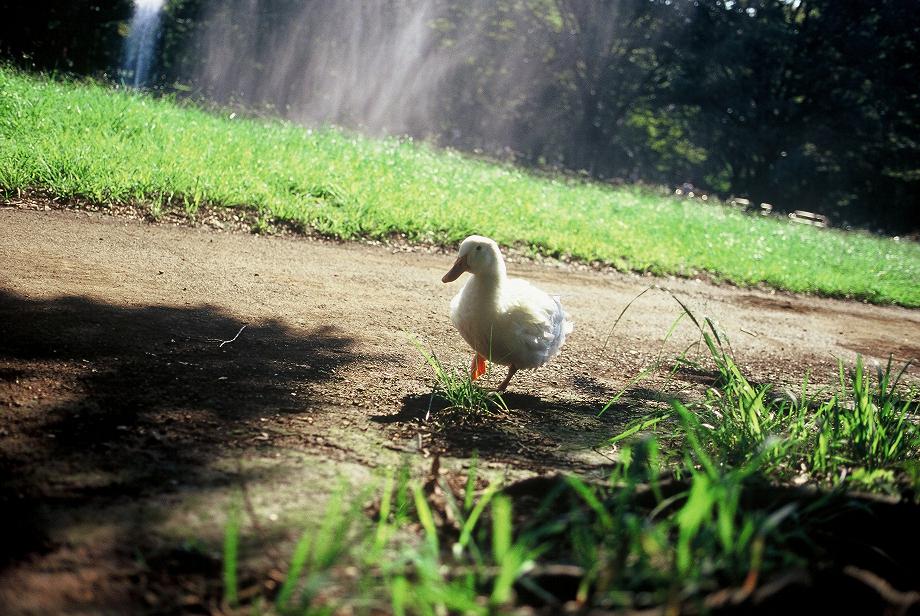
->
<box><xmin>475</xmin><ymin>246</ymin><xmax>482</xmax><ymax>251</ymax></box>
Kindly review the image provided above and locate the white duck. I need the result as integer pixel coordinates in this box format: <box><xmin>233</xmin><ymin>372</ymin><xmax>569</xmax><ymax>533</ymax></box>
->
<box><xmin>441</xmin><ymin>235</ymin><xmax>573</xmax><ymax>391</ymax></box>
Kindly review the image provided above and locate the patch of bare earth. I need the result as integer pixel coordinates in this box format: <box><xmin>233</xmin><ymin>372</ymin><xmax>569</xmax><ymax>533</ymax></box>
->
<box><xmin>1</xmin><ymin>201</ymin><xmax>918</xmax><ymax>613</ymax></box>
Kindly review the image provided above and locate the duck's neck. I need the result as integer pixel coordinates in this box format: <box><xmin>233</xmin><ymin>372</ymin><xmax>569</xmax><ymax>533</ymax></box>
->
<box><xmin>469</xmin><ymin>265</ymin><xmax>506</xmax><ymax>298</ymax></box>
<box><xmin>477</xmin><ymin>257</ymin><xmax>506</xmax><ymax>280</ymax></box>
<box><xmin>483</xmin><ymin>258</ymin><xmax>506</xmax><ymax>280</ymax></box>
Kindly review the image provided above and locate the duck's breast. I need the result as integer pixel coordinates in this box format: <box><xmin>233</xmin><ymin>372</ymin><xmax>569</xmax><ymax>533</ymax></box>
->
<box><xmin>449</xmin><ymin>278</ymin><xmax>499</xmax><ymax>358</ymax></box>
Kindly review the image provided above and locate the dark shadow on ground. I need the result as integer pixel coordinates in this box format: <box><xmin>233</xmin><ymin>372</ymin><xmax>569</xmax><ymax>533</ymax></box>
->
<box><xmin>388</xmin><ymin>389</ymin><xmax>658</xmax><ymax>472</ymax></box>
<box><xmin>0</xmin><ymin>289</ymin><xmax>374</xmax><ymax>584</ymax></box>
<box><xmin>673</xmin><ymin>364</ymin><xmax>720</xmax><ymax>386</ymax></box>
<box><xmin>571</xmin><ymin>374</ymin><xmax>617</xmax><ymax>398</ymax></box>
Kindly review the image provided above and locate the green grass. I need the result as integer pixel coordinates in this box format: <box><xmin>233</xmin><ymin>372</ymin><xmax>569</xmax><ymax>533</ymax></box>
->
<box><xmin>226</xmin><ymin>455</ymin><xmax>796</xmax><ymax>613</ymax></box>
<box><xmin>666</xmin><ymin>341</ymin><xmax>918</xmax><ymax>493</ymax></box>
<box><xmin>606</xmin><ymin>303</ymin><xmax>920</xmax><ymax>492</ymax></box>
<box><xmin>2</xmin><ymin>67</ymin><xmax>920</xmax><ymax>306</ymax></box>
<box><xmin>413</xmin><ymin>338</ymin><xmax>508</xmax><ymax>419</ymax></box>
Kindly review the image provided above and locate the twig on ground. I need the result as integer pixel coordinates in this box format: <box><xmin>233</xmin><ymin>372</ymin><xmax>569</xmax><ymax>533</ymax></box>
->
<box><xmin>220</xmin><ymin>325</ymin><xmax>248</xmax><ymax>347</ymax></box>
<box><xmin>844</xmin><ymin>566</ymin><xmax>920</xmax><ymax>610</ymax></box>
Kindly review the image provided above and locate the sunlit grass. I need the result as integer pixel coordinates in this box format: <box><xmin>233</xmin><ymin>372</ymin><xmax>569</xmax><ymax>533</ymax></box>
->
<box><xmin>2</xmin><ymin>67</ymin><xmax>919</xmax><ymax>305</ymax></box>
<box><xmin>612</xmin><ymin>312</ymin><xmax>920</xmax><ymax>493</ymax></box>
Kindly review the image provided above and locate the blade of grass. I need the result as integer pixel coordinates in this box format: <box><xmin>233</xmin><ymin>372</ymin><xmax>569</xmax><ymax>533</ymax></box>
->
<box><xmin>222</xmin><ymin>501</ymin><xmax>241</xmax><ymax>608</ymax></box>
<box><xmin>602</xmin><ymin>286</ymin><xmax>652</xmax><ymax>351</ymax></box>
<box><xmin>412</xmin><ymin>483</ymin><xmax>440</xmax><ymax>555</ymax></box>
<box><xmin>275</xmin><ymin>529</ymin><xmax>313</xmax><ymax>609</ymax></box>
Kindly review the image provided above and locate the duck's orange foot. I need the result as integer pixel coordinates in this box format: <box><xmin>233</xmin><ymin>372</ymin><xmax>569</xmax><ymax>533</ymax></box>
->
<box><xmin>471</xmin><ymin>354</ymin><xmax>487</xmax><ymax>380</ymax></box>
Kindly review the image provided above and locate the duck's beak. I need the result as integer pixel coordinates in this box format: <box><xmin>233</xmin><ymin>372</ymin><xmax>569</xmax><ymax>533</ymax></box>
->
<box><xmin>441</xmin><ymin>255</ymin><xmax>468</xmax><ymax>283</ymax></box>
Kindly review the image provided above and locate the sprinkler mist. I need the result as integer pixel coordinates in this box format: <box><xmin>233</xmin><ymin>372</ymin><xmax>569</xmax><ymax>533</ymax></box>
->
<box><xmin>188</xmin><ymin>1</ymin><xmax>539</xmax><ymax>139</ymax></box>
<box><xmin>121</xmin><ymin>0</ymin><xmax>166</xmax><ymax>88</ymax></box>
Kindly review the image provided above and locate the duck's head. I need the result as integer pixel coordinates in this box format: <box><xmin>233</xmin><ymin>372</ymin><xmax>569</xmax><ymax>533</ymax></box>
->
<box><xmin>442</xmin><ymin>235</ymin><xmax>506</xmax><ymax>283</ymax></box>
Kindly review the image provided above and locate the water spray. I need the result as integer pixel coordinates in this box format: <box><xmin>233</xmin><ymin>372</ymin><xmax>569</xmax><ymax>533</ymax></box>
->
<box><xmin>121</xmin><ymin>0</ymin><xmax>166</xmax><ymax>88</ymax></box>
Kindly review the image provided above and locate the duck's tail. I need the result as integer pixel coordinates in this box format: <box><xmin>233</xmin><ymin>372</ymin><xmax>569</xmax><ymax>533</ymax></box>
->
<box><xmin>544</xmin><ymin>295</ymin><xmax>573</xmax><ymax>362</ymax></box>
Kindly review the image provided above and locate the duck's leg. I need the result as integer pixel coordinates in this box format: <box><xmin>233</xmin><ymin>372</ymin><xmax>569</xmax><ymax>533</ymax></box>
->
<box><xmin>496</xmin><ymin>365</ymin><xmax>518</xmax><ymax>392</ymax></box>
<box><xmin>471</xmin><ymin>353</ymin><xmax>488</xmax><ymax>380</ymax></box>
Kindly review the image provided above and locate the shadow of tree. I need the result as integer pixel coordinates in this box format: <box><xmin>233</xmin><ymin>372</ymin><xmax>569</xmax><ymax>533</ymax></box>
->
<box><xmin>0</xmin><ymin>289</ymin><xmax>373</xmax><ymax>574</ymax></box>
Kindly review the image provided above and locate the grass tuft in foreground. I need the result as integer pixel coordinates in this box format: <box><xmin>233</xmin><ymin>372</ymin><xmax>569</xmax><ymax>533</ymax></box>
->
<box><xmin>621</xmin><ymin>317</ymin><xmax>920</xmax><ymax>493</ymax></box>
<box><xmin>2</xmin><ymin>67</ymin><xmax>919</xmax><ymax>306</ymax></box>
<box><xmin>413</xmin><ymin>340</ymin><xmax>508</xmax><ymax>419</ymax></box>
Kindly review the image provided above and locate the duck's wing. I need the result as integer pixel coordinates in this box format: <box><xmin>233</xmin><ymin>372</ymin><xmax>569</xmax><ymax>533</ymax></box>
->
<box><xmin>500</xmin><ymin>279</ymin><xmax>573</xmax><ymax>368</ymax></box>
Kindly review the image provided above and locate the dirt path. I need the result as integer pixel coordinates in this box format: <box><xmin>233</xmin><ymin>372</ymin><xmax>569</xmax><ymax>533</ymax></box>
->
<box><xmin>1</xmin><ymin>205</ymin><xmax>918</xmax><ymax>613</ymax></box>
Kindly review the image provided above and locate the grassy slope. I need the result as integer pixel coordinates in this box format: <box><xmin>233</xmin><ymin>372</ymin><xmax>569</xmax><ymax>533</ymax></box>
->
<box><xmin>2</xmin><ymin>68</ymin><xmax>918</xmax><ymax>306</ymax></box>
